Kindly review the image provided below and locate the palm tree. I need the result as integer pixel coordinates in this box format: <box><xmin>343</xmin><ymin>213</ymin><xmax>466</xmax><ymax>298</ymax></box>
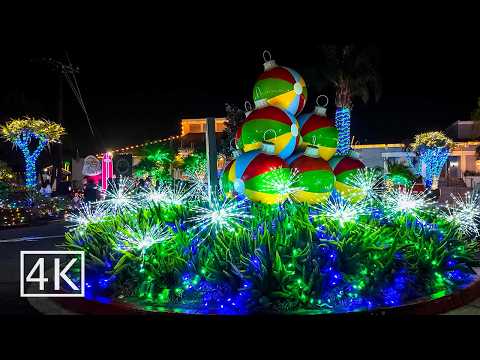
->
<box><xmin>313</xmin><ymin>44</ymin><xmax>382</xmax><ymax>156</ymax></box>
<box><xmin>471</xmin><ymin>97</ymin><xmax>480</xmax><ymax>136</ymax></box>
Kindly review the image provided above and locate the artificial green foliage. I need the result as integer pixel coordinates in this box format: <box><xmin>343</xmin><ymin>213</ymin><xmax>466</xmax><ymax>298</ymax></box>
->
<box><xmin>386</xmin><ymin>161</ymin><xmax>416</xmax><ymax>186</ymax></box>
<box><xmin>65</xmin><ymin>180</ymin><xmax>480</xmax><ymax>314</ymax></box>
<box><xmin>182</xmin><ymin>151</ymin><xmax>207</xmax><ymax>177</ymax></box>
<box><xmin>134</xmin><ymin>143</ymin><xmax>174</xmax><ymax>182</ymax></box>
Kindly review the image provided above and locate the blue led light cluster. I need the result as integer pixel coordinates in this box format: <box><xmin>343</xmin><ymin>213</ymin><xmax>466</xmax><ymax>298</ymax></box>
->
<box><xmin>14</xmin><ymin>130</ymin><xmax>48</xmax><ymax>188</ymax></box>
<box><xmin>335</xmin><ymin>107</ymin><xmax>351</xmax><ymax>156</ymax></box>
<box><xmin>417</xmin><ymin>146</ymin><xmax>449</xmax><ymax>188</ymax></box>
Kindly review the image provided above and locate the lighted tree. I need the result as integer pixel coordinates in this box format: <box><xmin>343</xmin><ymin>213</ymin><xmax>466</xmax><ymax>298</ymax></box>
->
<box><xmin>411</xmin><ymin>131</ymin><xmax>454</xmax><ymax>190</ymax></box>
<box><xmin>1</xmin><ymin>116</ymin><xmax>65</xmax><ymax>187</ymax></box>
<box><xmin>134</xmin><ymin>143</ymin><xmax>174</xmax><ymax>182</ymax></box>
<box><xmin>311</xmin><ymin>45</ymin><xmax>382</xmax><ymax>156</ymax></box>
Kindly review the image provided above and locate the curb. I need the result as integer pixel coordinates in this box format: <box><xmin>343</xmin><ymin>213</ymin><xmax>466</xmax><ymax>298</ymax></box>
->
<box><xmin>37</xmin><ymin>273</ymin><xmax>480</xmax><ymax>316</ymax></box>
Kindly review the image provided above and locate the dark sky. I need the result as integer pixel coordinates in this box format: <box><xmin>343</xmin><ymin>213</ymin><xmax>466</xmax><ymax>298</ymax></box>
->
<box><xmin>1</xmin><ymin>25</ymin><xmax>479</xmax><ymax>169</ymax></box>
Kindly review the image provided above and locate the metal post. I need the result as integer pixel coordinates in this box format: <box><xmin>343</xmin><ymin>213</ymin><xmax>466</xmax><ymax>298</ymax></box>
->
<box><xmin>205</xmin><ymin>117</ymin><xmax>218</xmax><ymax>203</ymax></box>
<box><xmin>55</xmin><ymin>72</ymin><xmax>64</xmax><ymax>192</ymax></box>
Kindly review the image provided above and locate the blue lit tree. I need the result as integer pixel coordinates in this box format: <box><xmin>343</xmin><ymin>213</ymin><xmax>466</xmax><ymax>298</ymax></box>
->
<box><xmin>1</xmin><ymin>116</ymin><xmax>65</xmax><ymax>187</ymax></box>
<box><xmin>315</xmin><ymin>45</ymin><xmax>382</xmax><ymax>155</ymax></box>
<box><xmin>411</xmin><ymin>131</ymin><xmax>454</xmax><ymax>189</ymax></box>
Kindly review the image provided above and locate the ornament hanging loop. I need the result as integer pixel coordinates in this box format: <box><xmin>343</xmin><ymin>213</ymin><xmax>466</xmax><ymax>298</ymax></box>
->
<box><xmin>263</xmin><ymin>50</ymin><xmax>272</xmax><ymax>62</ymax></box>
<box><xmin>316</xmin><ymin>95</ymin><xmax>329</xmax><ymax>108</ymax></box>
<box><xmin>263</xmin><ymin>128</ymin><xmax>277</xmax><ymax>142</ymax></box>
<box><xmin>262</xmin><ymin>50</ymin><xmax>277</xmax><ymax>71</ymax></box>
<box><xmin>244</xmin><ymin>101</ymin><xmax>253</xmax><ymax>113</ymax></box>
<box><xmin>315</xmin><ymin>95</ymin><xmax>329</xmax><ymax>116</ymax></box>
<box><xmin>262</xmin><ymin>129</ymin><xmax>277</xmax><ymax>154</ymax></box>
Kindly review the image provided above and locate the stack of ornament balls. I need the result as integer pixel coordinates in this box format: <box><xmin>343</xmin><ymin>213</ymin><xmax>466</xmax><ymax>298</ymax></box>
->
<box><xmin>221</xmin><ymin>53</ymin><xmax>365</xmax><ymax>205</ymax></box>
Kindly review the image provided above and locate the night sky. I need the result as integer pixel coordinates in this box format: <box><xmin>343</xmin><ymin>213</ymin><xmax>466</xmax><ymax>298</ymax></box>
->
<box><xmin>1</xmin><ymin>22</ymin><xmax>479</xmax><ymax>170</ymax></box>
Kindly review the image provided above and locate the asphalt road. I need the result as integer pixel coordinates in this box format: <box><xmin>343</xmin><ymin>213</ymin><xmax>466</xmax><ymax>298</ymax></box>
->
<box><xmin>0</xmin><ymin>221</ymin><xmax>67</xmax><ymax>315</ymax></box>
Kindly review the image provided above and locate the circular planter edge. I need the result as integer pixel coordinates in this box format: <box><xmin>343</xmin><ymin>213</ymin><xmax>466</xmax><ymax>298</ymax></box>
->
<box><xmin>48</xmin><ymin>275</ymin><xmax>480</xmax><ymax>316</ymax></box>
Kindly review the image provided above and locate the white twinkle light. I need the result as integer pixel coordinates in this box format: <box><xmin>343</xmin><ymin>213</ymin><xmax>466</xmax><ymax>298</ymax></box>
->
<box><xmin>98</xmin><ymin>177</ymin><xmax>139</xmax><ymax>215</ymax></box>
<box><xmin>316</xmin><ymin>195</ymin><xmax>366</xmax><ymax>227</ymax></box>
<box><xmin>346</xmin><ymin>168</ymin><xmax>384</xmax><ymax>201</ymax></box>
<box><xmin>443</xmin><ymin>191</ymin><xmax>480</xmax><ymax>238</ymax></box>
<box><xmin>116</xmin><ymin>223</ymin><xmax>171</xmax><ymax>251</ymax></box>
<box><xmin>382</xmin><ymin>186</ymin><xmax>433</xmax><ymax>220</ymax></box>
<box><xmin>260</xmin><ymin>168</ymin><xmax>305</xmax><ymax>203</ymax></box>
<box><xmin>162</xmin><ymin>181</ymin><xmax>194</xmax><ymax>206</ymax></box>
<box><xmin>189</xmin><ymin>197</ymin><xmax>251</xmax><ymax>236</ymax></box>
<box><xmin>66</xmin><ymin>202</ymin><xmax>106</xmax><ymax>229</ymax></box>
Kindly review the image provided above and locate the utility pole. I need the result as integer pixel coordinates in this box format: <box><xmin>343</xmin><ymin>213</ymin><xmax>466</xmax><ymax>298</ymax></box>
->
<box><xmin>34</xmin><ymin>57</ymin><xmax>79</xmax><ymax>192</ymax></box>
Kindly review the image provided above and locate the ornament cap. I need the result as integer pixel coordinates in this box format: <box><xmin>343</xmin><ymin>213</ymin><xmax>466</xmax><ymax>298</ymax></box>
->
<box><xmin>304</xmin><ymin>145</ymin><xmax>321</xmax><ymax>158</ymax></box>
<box><xmin>314</xmin><ymin>106</ymin><xmax>327</xmax><ymax>117</ymax></box>
<box><xmin>232</xmin><ymin>149</ymin><xmax>242</xmax><ymax>159</ymax></box>
<box><xmin>262</xmin><ymin>50</ymin><xmax>277</xmax><ymax>71</ymax></box>
<box><xmin>254</xmin><ymin>98</ymin><xmax>269</xmax><ymax>109</ymax></box>
<box><xmin>349</xmin><ymin>150</ymin><xmax>360</xmax><ymax>159</ymax></box>
<box><xmin>263</xmin><ymin>59</ymin><xmax>277</xmax><ymax>71</ymax></box>
<box><xmin>314</xmin><ymin>95</ymin><xmax>329</xmax><ymax>116</ymax></box>
<box><xmin>262</xmin><ymin>141</ymin><xmax>276</xmax><ymax>155</ymax></box>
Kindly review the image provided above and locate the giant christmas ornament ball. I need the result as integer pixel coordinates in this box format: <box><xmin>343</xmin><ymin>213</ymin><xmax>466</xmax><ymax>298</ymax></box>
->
<box><xmin>286</xmin><ymin>152</ymin><xmax>335</xmax><ymax>204</ymax></box>
<box><xmin>226</xmin><ymin>150</ymin><xmax>292</xmax><ymax>204</ymax></box>
<box><xmin>329</xmin><ymin>155</ymin><xmax>366</xmax><ymax>202</ymax></box>
<box><xmin>298</xmin><ymin>107</ymin><xmax>338</xmax><ymax>161</ymax></box>
<box><xmin>220</xmin><ymin>160</ymin><xmax>235</xmax><ymax>198</ymax></box>
<box><xmin>252</xmin><ymin>56</ymin><xmax>307</xmax><ymax>116</ymax></box>
<box><xmin>235</xmin><ymin>105</ymin><xmax>300</xmax><ymax>159</ymax></box>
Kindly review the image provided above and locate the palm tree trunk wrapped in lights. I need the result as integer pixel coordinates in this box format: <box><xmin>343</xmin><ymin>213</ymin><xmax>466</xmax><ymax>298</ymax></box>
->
<box><xmin>335</xmin><ymin>77</ymin><xmax>353</xmax><ymax>155</ymax></box>
<box><xmin>306</xmin><ymin>45</ymin><xmax>381</xmax><ymax>156</ymax></box>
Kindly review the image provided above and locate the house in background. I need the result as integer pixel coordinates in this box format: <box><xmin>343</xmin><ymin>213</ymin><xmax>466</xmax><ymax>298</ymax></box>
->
<box><xmin>354</xmin><ymin>120</ymin><xmax>480</xmax><ymax>190</ymax></box>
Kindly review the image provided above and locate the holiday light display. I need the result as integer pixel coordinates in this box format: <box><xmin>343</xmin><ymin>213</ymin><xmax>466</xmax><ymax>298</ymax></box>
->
<box><xmin>101</xmin><ymin>152</ymin><xmax>113</xmax><ymax>193</ymax></box>
<box><xmin>335</xmin><ymin>108</ymin><xmax>351</xmax><ymax>156</ymax></box>
<box><xmin>411</xmin><ymin>131</ymin><xmax>454</xmax><ymax>189</ymax></box>
<box><xmin>98</xmin><ymin>176</ymin><xmax>139</xmax><ymax>215</ymax></box>
<box><xmin>1</xmin><ymin>116</ymin><xmax>65</xmax><ymax>187</ymax></box>
<box><xmin>190</xmin><ymin>197</ymin><xmax>251</xmax><ymax>237</ymax></box>
<box><xmin>63</xmin><ymin>53</ymin><xmax>480</xmax><ymax>316</ymax></box>
<box><xmin>65</xmin><ymin>178</ymin><xmax>479</xmax><ymax>315</ymax></box>
<box><xmin>329</xmin><ymin>155</ymin><xmax>366</xmax><ymax>202</ymax></box>
<box><xmin>443</xmin><ymin>191</ymin><xmax>480</xmax><ymax>238</ymax></box>
<box><xmin>116</xmin><ymin>223</ymin><xmax>172</xmax><ymax>252</ymax></box>
<box><xmin>67</xmin><ymin>202</ymin><xmax>106</xmax><ymax>229</ymax></box>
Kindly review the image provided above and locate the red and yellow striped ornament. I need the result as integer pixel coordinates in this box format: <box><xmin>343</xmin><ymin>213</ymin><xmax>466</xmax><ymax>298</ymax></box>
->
<box><xmin>222</xmin><ymin>150</ymin><xmax>292</xmax><ymax>204</ymax></box>
<box><xmin>286</xmin><ymin>149</ymin><xmax>335</xmax><ymax>204</ymax></box>
<box><xmin>252</xmin><ymin>51</ymin><xmax>307</xmax><ymax>116</ymax></box>
<box><xmin>328</xmin><ymin>155</ymin><xmax>366</xmax><ymax>202</ymax></box>
<box><xmin>235</xmin><ymin>105</ymin><xmax>300</xmax><ymax>160</ymax></box>
<box><xmin>220</xmin><ymin>160</ymin><xmax>235</xmax><ymax>198</ymax></box>
<box><xmin>298</xmin><ymin>99</ymin><xmax>338</xmax><ymax>161</ymax></box>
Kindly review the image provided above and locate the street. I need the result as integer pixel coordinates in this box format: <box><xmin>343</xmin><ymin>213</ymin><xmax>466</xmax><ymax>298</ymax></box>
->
<box><xmin>0</xmin><ymin>221</ymin><xmax>67</xmax><ymax>315</ymax></box>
